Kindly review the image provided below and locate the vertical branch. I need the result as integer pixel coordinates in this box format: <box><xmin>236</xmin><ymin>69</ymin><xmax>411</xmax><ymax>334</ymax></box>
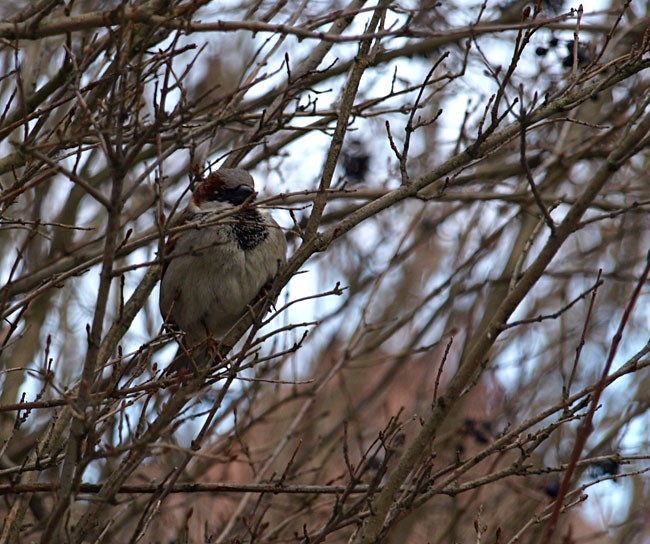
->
<box><xmin>543</xmin><ymin>251</ymin><xmax>650</xmax><ymax>543</ymax></box>
<box><xmin>42</xmin><ymin>25</ymin><xmax>132</xmax><ymax>538</ymax></box>
<box><xmin>302</xmin><ymin>0</ymin><xmax>390</xmax><ymax>241</ymax></box>
<box><xmin>42</xmin><ymin>168</ymin><xmax>125</xmax><ymax>542</ymax></box>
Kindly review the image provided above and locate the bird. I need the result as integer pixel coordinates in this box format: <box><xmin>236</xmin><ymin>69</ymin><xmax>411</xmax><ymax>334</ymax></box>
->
<box><xmin>159</xmin><ymin>168</ymin><xmax>287</xmax><ymax>374</ymax></box>
<box><xmin>341</xmin><ymin>138</ymin><xmax>370</xmax><ymax>184</ymax></box>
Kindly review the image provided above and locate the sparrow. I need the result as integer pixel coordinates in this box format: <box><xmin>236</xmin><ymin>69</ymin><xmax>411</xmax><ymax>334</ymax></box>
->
<box><xmin>159</xmin><ymin>168</ymin><xmax>287</xmax><ymax>372</ymax></box>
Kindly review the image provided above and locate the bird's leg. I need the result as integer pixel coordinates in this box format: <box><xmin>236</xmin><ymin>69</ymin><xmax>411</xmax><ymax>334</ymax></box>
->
<box><xmin>202</xmin><ymin>324</ymin><xmax>230</xmax><ymax>367</ymax></box>
<box><xmin>255</xmin><ymin>281</ymin><xmax>278</xmax><ymax>312</ymax></box>
<box><xmin>206</xmin><ymin>337</ymin><xmax>221</xmax><ymax>360</ymax></box>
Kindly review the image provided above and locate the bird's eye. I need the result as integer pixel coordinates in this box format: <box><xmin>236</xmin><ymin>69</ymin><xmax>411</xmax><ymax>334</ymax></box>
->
<box><xmin>222</xmin><ymin>184</ymin><xmax>254</xmax><ymax>204</ymax></box>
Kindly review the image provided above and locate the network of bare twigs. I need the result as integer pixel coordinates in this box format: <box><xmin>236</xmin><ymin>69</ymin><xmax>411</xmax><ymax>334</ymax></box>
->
<box><xmin>1</xmin><ymin>1</ymin><xmax>650</xmax><ymax>543</ymax></box>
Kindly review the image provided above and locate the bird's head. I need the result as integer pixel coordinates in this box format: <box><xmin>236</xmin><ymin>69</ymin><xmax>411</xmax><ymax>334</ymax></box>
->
<box><xmin>191</xmin><ymin>168</ymin><xmax>257</xmax><ymax>212</ymax></box>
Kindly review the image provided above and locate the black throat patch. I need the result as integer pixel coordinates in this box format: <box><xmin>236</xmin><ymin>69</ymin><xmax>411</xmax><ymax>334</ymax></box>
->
<box><xmin>230</xmin><ymin>209</ymin><xmax>269</xmax><ymax>250</ymax></box>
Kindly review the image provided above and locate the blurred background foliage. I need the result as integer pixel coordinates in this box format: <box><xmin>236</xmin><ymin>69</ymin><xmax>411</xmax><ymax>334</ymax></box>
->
<box><xmin>1</xmin><ymin>0</ymin><xmax>650</xmax><ymax>542</ymax></box>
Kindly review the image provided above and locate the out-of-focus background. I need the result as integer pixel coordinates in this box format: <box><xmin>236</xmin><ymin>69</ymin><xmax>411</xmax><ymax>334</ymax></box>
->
<box><xmin>2</xmin><ymin>1</ymin><xmax>650</xmax><ymax>542</ymax></box>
